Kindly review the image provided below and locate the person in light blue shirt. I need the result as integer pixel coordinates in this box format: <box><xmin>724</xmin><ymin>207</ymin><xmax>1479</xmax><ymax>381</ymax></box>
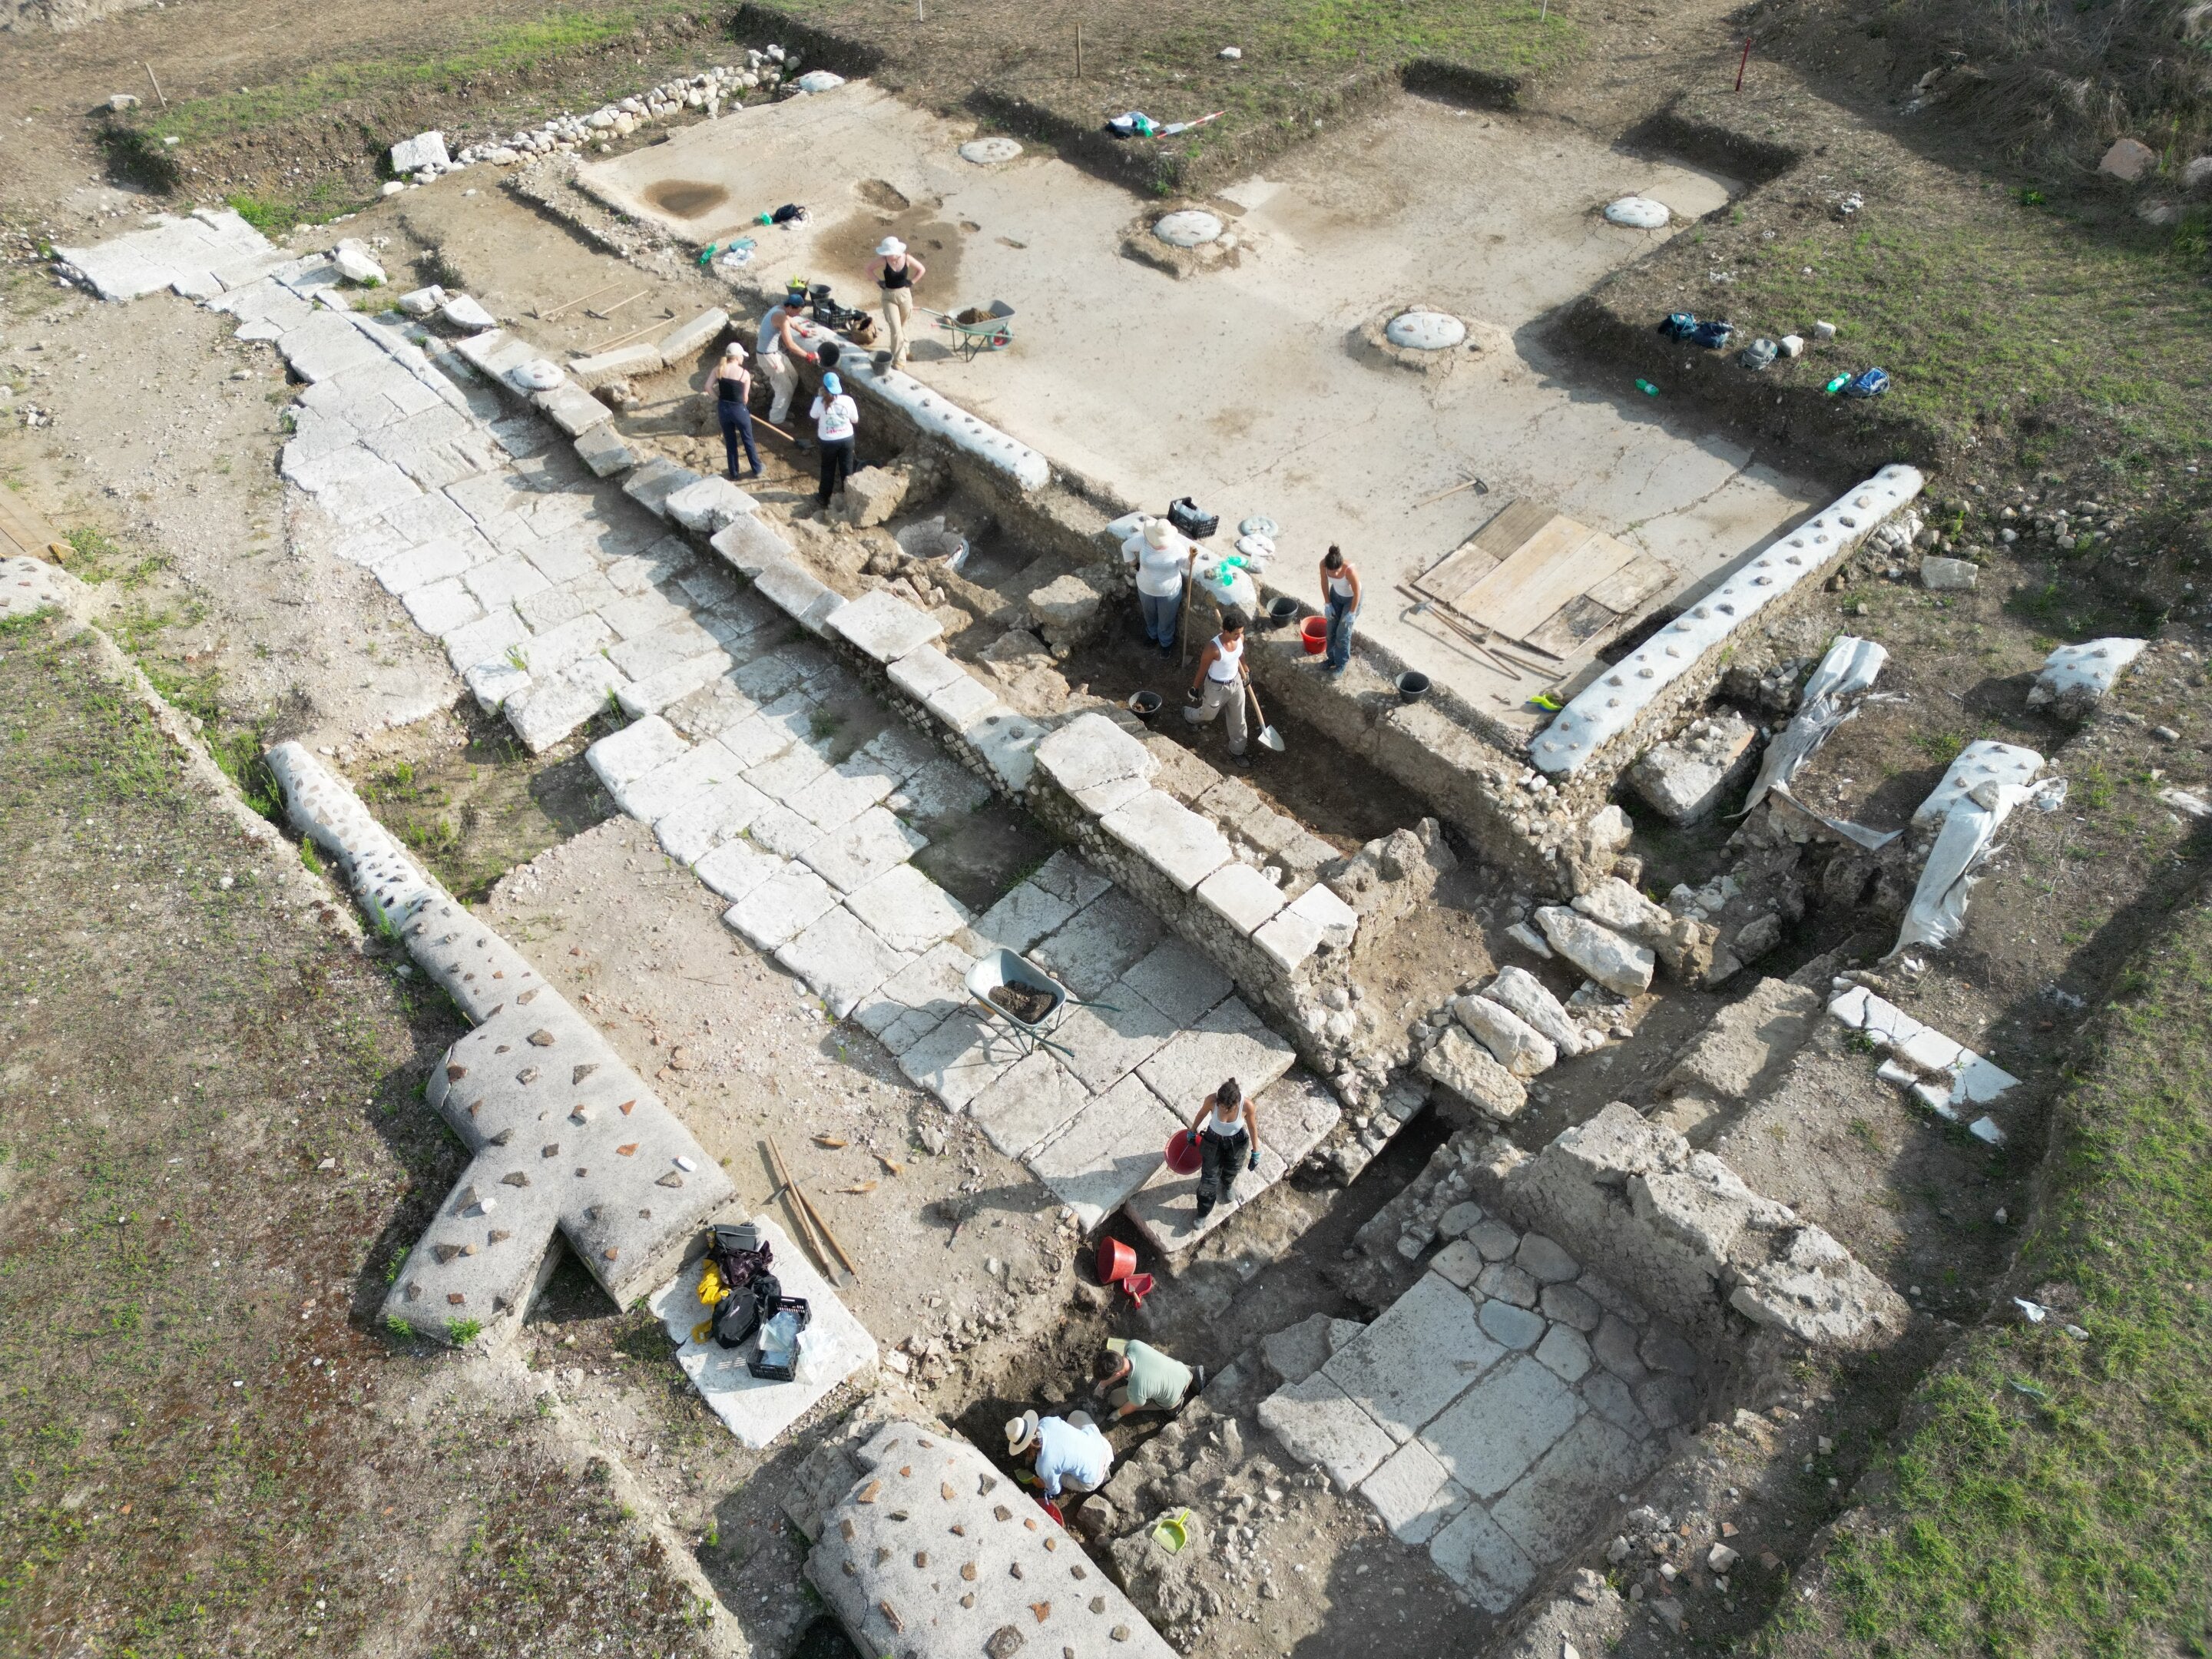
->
<box><xmin>1005</xmin><ymin>1408</ymin><xmax>1111</xmax><ymax>1498</ymax></box>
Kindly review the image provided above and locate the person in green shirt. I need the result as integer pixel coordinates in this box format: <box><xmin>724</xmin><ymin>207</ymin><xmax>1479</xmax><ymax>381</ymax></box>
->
<box><xmin>1091</xmin><ymin>1337</ymin><xmax>1204</xmax><ymax>1421</ymax></box>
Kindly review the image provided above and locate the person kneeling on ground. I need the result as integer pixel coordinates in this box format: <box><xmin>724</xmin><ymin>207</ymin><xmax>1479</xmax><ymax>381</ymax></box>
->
<box><xmin>1121</xmin><ymin>516</ymin><xmax>1195</xmax><ymax>655</ymax></box>
<box><xmin>1183</xmin><ymin>609</ymin><xmax>1251</xmax><ymax>768</ymax></box>
<box><xmin>1092</xmin><ymin>1337</ymin><xmax>1204</xmax><ymax>1422</ymax></box>
<box><xmin>1006</xmin><ymin>1409</ymin><xmax>1112</xmax><ymax>1498</ymax></box>
<box><xmin>1186</xmin><ymin>1076</ymin><xmax>1261</xmax><ymax>1223</ymax></box>
<box><xmin>810</xmin><ymin>371</ymin><xmax>859</xmax><ymax>508</ymax></box>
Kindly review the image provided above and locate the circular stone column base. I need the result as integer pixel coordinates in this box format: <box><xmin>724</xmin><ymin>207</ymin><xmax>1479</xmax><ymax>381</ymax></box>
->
<box><xmin>1118</xmin><ymin>203</ymin><xmax>1253</xmax><ymax>279</ymax></box>
<box><xmin>959</xmin><ymin>136</ymin><xmax>1023</xmax><ymax>165</ymax></box>
<box><xmin>1360</xmin><ymin>304</ymin><xmax>1485</xmax><ymax>374</ymax></box>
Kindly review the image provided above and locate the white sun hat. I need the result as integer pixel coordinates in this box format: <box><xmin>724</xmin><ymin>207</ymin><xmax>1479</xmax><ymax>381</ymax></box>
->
<box><xmin>876</xmin><ymin>236</ymin><xmax>907</xmax><ymax>257</ymax></box>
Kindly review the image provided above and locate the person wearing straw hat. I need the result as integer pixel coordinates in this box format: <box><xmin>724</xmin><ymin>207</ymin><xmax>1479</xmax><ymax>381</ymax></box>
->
<box><xmin>1005</xmin><ymin>1409</ymin><xmax>1111</xmax><ymax>1498</ymax></box>
<box><xmin>867</xmin><ymin>237</ymin><xmax>927</xmax><ymax>369</ymax></box>
<box><xmin>711</xmin><ymin>341</ymin><xmax>763</xmax><ymax>482</ymax></box>
<box><xmin>1121</xmin><ymin>515</ymin><xmax>1196</xmax><ymax>656</ymax></box>
<box><xmin>1092</xmin><ymin>1338</ymin><xmax>1204</xmax><ymax>1422</ymax></box>
<box><xmin>810</xmin><ymin>370</ymin><xmax>859</xmax><ymax>508</ymax></box>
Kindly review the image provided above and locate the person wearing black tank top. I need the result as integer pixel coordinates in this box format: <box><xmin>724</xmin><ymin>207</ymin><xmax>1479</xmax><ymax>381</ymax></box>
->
<box><xmin>867</xmin><ymin>237</ymin><xmax>927</xmax><ymax>368</ymax></box>
<box><xmin>711</xmin><ymin>342</ymin><xmax>762</xmax><ymax>480</ymax></box>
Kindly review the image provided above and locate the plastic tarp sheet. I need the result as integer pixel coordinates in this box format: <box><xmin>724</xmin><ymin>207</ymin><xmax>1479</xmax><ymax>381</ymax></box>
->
<box><xmin>1742</xmin><ymin>635</ymin><xmax>1897</xmax><ymax>846</ymax></box>
<box><xmin>1892</xmin><ymin>741</ymin><xmax>2053</xmax><ymax>956</ymax></box>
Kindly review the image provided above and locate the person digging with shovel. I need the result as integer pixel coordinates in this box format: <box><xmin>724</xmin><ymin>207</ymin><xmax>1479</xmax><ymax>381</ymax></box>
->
<box><xmin>1183</xmin><ymin>608</ymin><xmax>1252</xmax><ymax>768</ymax></box>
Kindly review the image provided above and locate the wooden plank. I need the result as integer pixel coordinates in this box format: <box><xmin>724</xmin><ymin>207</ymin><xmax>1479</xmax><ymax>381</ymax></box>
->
<box><xmin>1411</xmin><ymin>497</ymin><xmax>1552</xmax><ymax>603</ymax></box>
<box><xmin>0</xmin><ymin>490</ymin><xmax>64</xmax><ymax>560</ymax></box>
<box><xmin>1586</xmin><ymin>549</ymin><xmax>1674</xmax><ymax>614</ymax></box>
<box><xmin>1525</xmin><ymin>594</ymin><xmax>1623</xmax><ymax>658</ymax></box>
<box><xmin>1460</xmin><ymin>517</ymin><xmax>1636</xmax><ymax>640</ymax></box>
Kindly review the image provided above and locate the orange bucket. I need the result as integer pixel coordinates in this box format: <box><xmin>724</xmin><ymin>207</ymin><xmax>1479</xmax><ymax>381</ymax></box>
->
<box><xmin>1300</xmin><ymin>616</ymin><xmax>1329</xmax><ymax>655</ymax></box>
<box><xmin>1096</xmin><ymin>1237</ymin><xmax>1136</xmax><ymax>1284</ymax></box>
<box><xmin>1165</xmin><ymin>1129</ymin><xmax>1203</xmax><ymax>1175</ymax></box>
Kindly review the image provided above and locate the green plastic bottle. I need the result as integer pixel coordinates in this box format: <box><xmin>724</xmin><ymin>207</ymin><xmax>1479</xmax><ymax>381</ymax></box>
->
<box><xmin>1634</xmin><ymin>379</ymin><xmax>1659</xmax><ymax>397</ymax></box>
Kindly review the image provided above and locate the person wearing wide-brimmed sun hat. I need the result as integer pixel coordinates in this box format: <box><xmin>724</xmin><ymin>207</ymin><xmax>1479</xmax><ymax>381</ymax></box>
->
<box><xmin>1120</xmin><ymin>515</ymin><xmax>1196</xmax><ymax>656</ymax></box>
<box><xmin>1005</xmin><ymin>1408</ymin><xmax>1112</xmax><ymax>1499</ymax></box>
<box><xmin>867</xmin><ymin>236</ymin><xmax>927</xmax><ymax>369</ymax></box>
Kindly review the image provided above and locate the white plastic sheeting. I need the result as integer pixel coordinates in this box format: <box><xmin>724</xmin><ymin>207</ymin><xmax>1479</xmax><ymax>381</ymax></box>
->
<box><xmin>1532</xmin><ymin>465</ymin><xmax>1925</xmax><ymax>776</ymax></box>
<box><xmin>2025</xmin><ymin>637</ymin><xmax>2147</xmax><ymax>717</ymax></box>
<box><xmin>1742</xmin><ymin>634</ymin><xmax>1898</xmax><ymax>849</ymax></box>
<box><xmin>1894</xmin><ymin>740</ymin><xmax>2051</xmax><ymax>956</ymax></box>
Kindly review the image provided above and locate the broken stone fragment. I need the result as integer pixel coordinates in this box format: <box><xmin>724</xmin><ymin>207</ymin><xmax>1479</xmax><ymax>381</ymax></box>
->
<box><xmin>1478</xmin><ymin>965</ymin><xmax>1591</xmax><ymax>1056</ymax></box>
<box><xmin>1570</xmin><ymin>877</ymin><xmax>1709</xmax><ymax>979</ymax></box>
<box><xmin>1535</xmin><ymin>905</ymin><xmax>1654</xmax><ymax>995</ymax></box>
<box><xmin>1452</xmin><ymin>993</ymin><xmax>1557</xmax><ymax>1077</ymax></box>
<box><xmin>1419</xmin><ymin>1026</ymin><xmax>1528</xmax><ymax>1121</ymax></box>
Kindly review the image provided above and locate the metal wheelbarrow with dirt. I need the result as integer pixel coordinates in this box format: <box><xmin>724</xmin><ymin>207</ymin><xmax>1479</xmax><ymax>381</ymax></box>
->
<box><xmin>931</xmin><ymin>300</ymin><xmax>1015</xmax><ymax>363</ymax></box>
<box><xmin>965</xmin><ymin>947</ymin><xmax>1115</xmax><ymax>1060</ymax></box>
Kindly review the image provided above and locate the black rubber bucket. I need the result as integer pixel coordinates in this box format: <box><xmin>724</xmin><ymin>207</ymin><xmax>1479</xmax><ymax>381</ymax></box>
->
<box><xmin>1396</xmin><ymin>671</ymin><xmax>1431</xmax><ymax>704</ymax></box>
<box><xmin>1264</xmin><ymin>596</ymin><xmax>1300</xmax><ymax>631</ymax></box>
<box><xmin>1128</xmin><ymin>690</ymin><xmax>1164</xmax><ymax>722</ymax></box>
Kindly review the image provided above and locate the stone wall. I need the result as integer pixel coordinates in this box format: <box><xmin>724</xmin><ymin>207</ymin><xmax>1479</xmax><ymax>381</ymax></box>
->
<box><xmin>1472</xmin><ymin>1103</ymin><xmax>1908</xmax><ymax>1356</ymax></box>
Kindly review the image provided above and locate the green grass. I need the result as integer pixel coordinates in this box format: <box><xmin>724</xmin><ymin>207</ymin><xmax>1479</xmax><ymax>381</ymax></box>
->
<box><xmin>119</xmin><ymin>2</ymin><xmax>705</xmax><ymax>147</ymax></box>
<box><xmin>1726</xmin><ymin>187</ymin><xmax>2212</xmax><ymax>465</ymax></box>
<box><xmin>1771</xmin><ymin>883</ymin><xmax>2212</xmax><ymax>1657</ymax></box>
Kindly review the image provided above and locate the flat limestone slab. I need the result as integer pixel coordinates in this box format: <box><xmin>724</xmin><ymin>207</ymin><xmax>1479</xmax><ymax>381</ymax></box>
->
<box><xmin>843</xmin><ymin>863</ymin><xmax>971</xmax><ymax>954</ymax></box>
<box><xmin>967</xmin><ymin>1048</ymin><xmax>1094</xmax><ymax>1159</ymax></box>
<box><xmin>1123</xmin><ymin>1065</ymin><xmax>1333</xmax><ymax>1259</ymax></box>
<box><xmin>1419</xmin><ymin>1355</ymin><xmax>1582</xmax><ymax>1502</ymax></box>
<box><xmin>1362</xmin><ymin>1439</ymin><xmax>1470</xmax><ymax>1546</ymax></box>
<box><xmin>1135</xmin><ymin>997</ymin><xmax>1297</xmax><ymax>1114</ymax></box>
<box><xmin>1032</xmin><ymin>888</ymin><xmax>1162</xmax><ymax>998</ymax></box>
<box><xmin>776</xmin><ymin>906</ymin><xmax>913</xmax><ymax>1020</ymax></box>
<box><xmin>897</xmin><ymin>1008</ymin><xmax>1022</xmax><ymax>1111</ymax></box>
<box><xmin>852</xmin><ymin>939</ymin><xmax>973</xmax><ymax>1041</ymax></box>
<box><xmin>972</xmin><ymin>876</ymin><xmax>1081</xmax><ymax>955</ymax></box>
<box><xmin>1488</xmin><ymin>1410</ymin><xmax>1661</xmax><ymax>1568</ymax></box>
<box><xmin>1121</xmin><ymin>938</ymin><xmax>1233</xmax><ymax>1027</ymax></box>
<box><xmin>1052</xmin><ymin>989</ymin><xmax>1180</xmax><ymax>1094</ymax></box>
<box><xmin>1257</xmin><ymin>1371</ymin><xmax>1396</xmax><ymax>1493</ymax></box>
<box><xmin>1101</xmin><ymin>790</ymin><xmax>1234</xmax><ymax>893</ymax></box>
<box><xmin>799</xmin><ymin>805</ymin><xmax>928</xmax><ymax>893</ymax></box>
<box><xmin>1320</xmin><ymin>1272</ymin><xmax>1503</xmax><ymax>1445</ymax></box>
<box><xmin>1026</xmin><ymin>1071</ymin><xmax>1181</xmax><ymax>1231</ymax></box>
<box><xmin>650</xmin><ymin>1215</ymin><xmax>876</xmax><ymax>1449</ymax></box>
<box><xmin>1428</xmin><ymin>1502</ymin><xmax>1539</xmax><ymax>1614</ymax></box>
<box><xmin>727</xmin><ymin>865</ymin><xmax>840</xmax><ymax>950</ymax></box>
<box><xmin>827</xmin><ymin>587</ymin><xmax>943</xmax><ymax>663</ymax></box>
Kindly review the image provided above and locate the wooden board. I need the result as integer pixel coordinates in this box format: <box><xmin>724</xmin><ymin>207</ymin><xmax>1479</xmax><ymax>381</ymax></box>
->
<box><xmin>1459</xmin><ymin>520</ymin><xmax>1637</xmax><ymax>641</ymax></box>
<box><xmin>1412</xmin><ymin>497</ymin><xmax>1553</xmax><ymax>604</ymax></box>
<box><xmin>1586</xmin><ymin>551</ymin><xmax>1674</xmax><ymax>615</ymax></box>
<box><xmin>0</xmin><ymin>489</ymin><xmax>62</xmax><ymax>561</ymax></box>
<box><xmin>1525</xmin><ymin>594</ymin><xmax>1624</xmax><ymax>659</ymax></box>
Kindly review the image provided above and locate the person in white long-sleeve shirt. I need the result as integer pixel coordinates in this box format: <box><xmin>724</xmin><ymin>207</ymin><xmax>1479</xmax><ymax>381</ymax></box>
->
<box><xmin>1121</xmin><ymin>516</ymin><xmax>1196</xmax><ymax>655</ymax></box>
<box><xmin>1005</xmin><ymin>1409</ymin><xmax>1111</xmax><ymax>1499</ymax></box>
<box><xmin>810</xmin><ymin>372</ymin><xmax>859</xmax><ymax>508</ymax></box>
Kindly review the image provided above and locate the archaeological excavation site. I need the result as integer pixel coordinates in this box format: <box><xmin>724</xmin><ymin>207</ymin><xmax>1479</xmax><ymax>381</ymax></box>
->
<box><xmin>4</xmin><ymin>1</ymin><xmax>2210</xmax><ymax>1656</ymax></box>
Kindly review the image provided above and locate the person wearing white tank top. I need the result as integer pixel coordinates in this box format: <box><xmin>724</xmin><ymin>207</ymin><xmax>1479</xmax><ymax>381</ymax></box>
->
<box><xmin>1181</xmin><ymin>609</ymin><xmax>1251</xmax><ymax>767</ymax></box>
<box><xmin>1184</xmin><ymin>1076</ymin><xmax>1262</xmax><ymax>1221</ymax></box>
<box><xmin>1319</xmin><ymin>545</ymin><xmax>1362</xmax><ymax>674</ymax></box>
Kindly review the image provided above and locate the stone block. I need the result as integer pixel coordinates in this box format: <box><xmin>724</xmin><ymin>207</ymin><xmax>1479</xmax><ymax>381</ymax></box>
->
<box><xmin>616</xmin><ymin>647</ymin><xmax>737</xmax><ymax>719</ymax></box>
<box><xmin>1535</xmin><ymin>906</ymin><xmax>1653</xmax><ymax>996</ymax></box>
<box><xmin>1027</xmin><ymin>1071</ymin><xmax>1181</xmax><ymax>1230</ymax></box>
<box><xmin>1035</xmin><ymin>711</ymin><xmax>1156</xmax><ymax>799</ymax></box>
<box><xmin>402</xmin><ymin>577</ymin><xmax>483</xmax><ymax>636</ymax></box>
<box><xmin>964</xmin><ymin>707</ymin><xmax>1046</xmax><ymax>793</ymax></box>
<box><xmin>1455</xmin><ymin>995</ymin><xmax>1556</xmax><ymax>1078</ymax></box>
<box><xmin>1539</xmin><ymin>1282</ymin><xmax>1602</xmax><ymax>1333</ymax></box>
<box><xmin>441</xmin><ymin>606</ymin><xmax>529</xmax><ymax>676</ymax></box>
<box><xmin>828</xmin><ymin>588</ymin><xmax>943</xmax><ymax>664</ymax></box>
<box><xmin>664</xmin><ymin>476</ymin><xmax>757</xmax><ymax>535</ymax></box>
<box><xmin>897</xmin><ymin>1008</ymin><xmax>1022</xmax><ymax>1111</ymax></box>
<box><xmin>886</xmin><ymin>641</ymin><xmax>966</xmax><ymax>702</ymax></box>
<box><xmin>1052</xmin><ymin>989</ymin><xmax>1180</xmax><ymax>1094</ymax></box>
<box><xmin>1257</xmin><ymin>1373</ymin><xmax>1396</xmax><ymax>1494</ymax></box>
<box><xmin>464</xmin><ymin>661</ymin><xmax>531</xmax><ymax>714</ymax></box>
<box><xmin>1135</xmin><ymin>998</ymin><xmax>1296</xmax><ymax>1113</ymax></box>
<box><xmin>1035</xmin><ymin>890</ymin><xmax>1162</xmax><ymax>999</ymax></box>
<box><xmin>518</xmin><ymin>613</ymin><xmax>613</xmax><ymax>677</ymax></box>
<box><xmin>1101</xmin><ymin>791</ymin><xmax>1234</xmax><ymax>893</ymax></box>
<box><xmin>1419</xmin><ymin>1355</ymin><xmax>1581</xmax><ymax>1502</ymax></box>
<box><xmin>921</xmin><ymin>668</ymin><xmax>999</xmax><ymax>730</ymax></box>
<box><xmin>1429</xmin><ymin>1504</ymin><xmax>1538</xmax><ymax>1614</ymax></box>
<box><xmin>786</xmin><ymin>757</ymin><xmax>897</xmax><ymax>833</ymax></box>
<box><xmin>505</xmin><ymin>657</ymin><xmax>625</xmax><ymax>752</ymax></box>
<box><xmin>969</xmin><ymin>1049</ymin><xmax>1094</xmax><ymax>1158</ymax></box>
<box><xmin>725</xmin><ymin>865</ymin><xmax>840</xmax><ymax>951</ymax></box>
<box><xmin>1489</xmin><ymin>1413</ymin><xmax>1657</xmax><ymax>1568</ymax></box>
<box><xmin>1533</xmin><ymin>1324</ymin><xmax>1593</xmax><ymax>1384</ymax></box>
<box><xmin>653</xmin><ymin>776</ymin><xmax>774</xmax><ymax>866</ymax></box>
<box><xmin>1025</xmin><ymin>570</ymin><xmax>1108</xmax><ymax>637</ymax></box>
<box><xmin>1664</xmin><ymin>976</ymin><xmax>1821</xmax><ymax>1103</ymax></box>
<box><xmin>823</xmin><ymin>464</ymin><xmax>904</xmax><ymax>528</ymax></box>
<box><xmin>844</xmin><ymin>864</ymin><xmax>972</xmax><ymax>954</ymax></box>
<box><xmin>570</xmin><ymin>339</ymin><xmax>665</xmax><ymax>389</ymax></box>
<box><xmin>850</xmin><ymin>939</ymin><xmax>973</xmax><ymax>1042</ymax></box>
<box><xmin>1478</xmin><ymin>1300</ymin><xmax>1545</xmax><ymax>1351</ymax></box>
<box><xmin>1320</xmin><ymin>1273</ymin><xmax>1502</xmax><ymax>1444</ymax></box>
<box><xmin>972</xmin><ymin>879</ymin><xmax>1079</xmax><ymax>955</ymax></box>
<box><xmin>656</xmin><ymin>308</ymin><xmax>729</xmax><ymax>361</ymax></box>
<box><xmin>799</xmin><ymin>806</ymin><xmax>927</xmax><ymax>894</ymax></box>
<box><xmin>533</xmin><ymin>381</ymin><xmax>611</xmax><ymax>436</ymax></box>
<box><xmin>573</xmin><ymin>423</ymin><xmax>635</xmax><ymax>477</ymax></box>
<box><xmin>1262</xmin><ymin>1314</ymin><xmax>1343</xmax><ymax>1386</ymax></box>
<box><xmin>775</xmin><ymin>906</ymin><xmax>912</xmax><ymax>1020</ymax></box>
<box><xmin>1361</xmin><ymin>1439</ymin><xmax>1469</xmax><ymax>1545</ymax></box>
<box><xmin>1195</xmin><ymin>862</ymin><xmax>1287</xmax><ymax>936</ymax></box>
<box><xmin>1432</xmin><ymin>1240</ymin><xmax>1485</xmax><ymax>1289</ymax></box>
<box><xmin>462</xmin><ymin>552</ymin><xmax>553</xmax><ymax>611</ymax></box>
<box><xmin>1478</xmin><ymin>966</ymin><xmax>1588</xmax><ymax>1057</ymax></box>
<box><xmin>1628</xmin><ymin>710</ymin><xmax>1759</xmax><ymax>825</ymax></box>
<box><xmin>651</xmin><ymin>1215</ymin><xmax>875</xmax><ymax>1450</ymax></box>
<box><xmin>1420</xmin><ymin>1028</ymin><xmax>1528</xmax><ymax>1121</ymax></box>
<box><xmin>1121</xmin><ymin>938</ymin><xmax>1233</xmax><ymax>1028</ymax></box>
<box><xmin>707</xmin><ymin>513</ymin><xmax>794</xmax><ymax>578</ymax></box>
<box><xmin>1517</xmin><ymin>1233</ymin><xmax>1579</xmax><ymax>1283</ymax></box>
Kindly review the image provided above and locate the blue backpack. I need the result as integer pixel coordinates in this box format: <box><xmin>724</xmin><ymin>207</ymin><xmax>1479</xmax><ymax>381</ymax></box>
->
<box><xmin>1843</xmin><ymin>367</ymin><xmax>1891</xmax><ymax>399</ymax></box>
<box><xmin>1690</xmin><ymin>320</ymin><xmax>1736</xmax><ymax>350</ymax></box>
<box><xmin>1657</xmin><ymin>311</ymin><xmax>1698</xmax><ymax>340</ymax></box>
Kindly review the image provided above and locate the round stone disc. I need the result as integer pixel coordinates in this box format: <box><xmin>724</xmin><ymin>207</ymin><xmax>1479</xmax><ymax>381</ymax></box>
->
<box><xmin>959</xmin><ymin>137</ymin><xmax>1023</xmax><ymax>165</ymax></box>
<box><xmin>1154</xmin><ymin>210</ymin><xmax>1224</xmax><ymax>249</ymax></box>
<box><xmin>1238</xmin><ymin>515</ymin><xmax>1279</xmax><ymax>538</ymax></box>
<box><xmin>511</xmin><ymin>358</ymin><xmax>564</xmax><ymax>391</ymax></box>
<box><xmin>1604</xmin><ymin>196</ymin><xmax>1671</xmax><ymax>230</ymax></box>
<box><xmin>1384</xmin><ymin>310</ymin><xmax>1467</xmax><ymax>351</ymax></box>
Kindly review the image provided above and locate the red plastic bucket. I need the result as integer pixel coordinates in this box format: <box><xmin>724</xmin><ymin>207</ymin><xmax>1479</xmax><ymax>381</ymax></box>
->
<box><xmin>1165</xmin><ymin>1129</ymin><xmax>1203</xmax><ymax>1175</ymax></box>
<box><xmin>1300</xmin><ymin>617</ymin><xmax>1328</xmax><ymax>655</ymax></box>
<box><xmin>1096</xmin><ymin>1237</ymin><xmax>1136</xmax><ymax>1285</ymax></box>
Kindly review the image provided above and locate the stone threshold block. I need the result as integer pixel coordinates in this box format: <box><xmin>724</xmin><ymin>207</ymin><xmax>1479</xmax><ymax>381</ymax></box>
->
<box><xmin>650</xmin><ymin>1215</ymin><xmax>877</xmax><ymax>1449</ymax></box>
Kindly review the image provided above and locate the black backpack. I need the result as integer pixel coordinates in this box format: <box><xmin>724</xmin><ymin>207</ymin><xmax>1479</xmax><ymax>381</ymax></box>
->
<box><xmin>708</xmin><ymin>1224</ymin><xmax>781</xmax><ymax>1350</ymax></box>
